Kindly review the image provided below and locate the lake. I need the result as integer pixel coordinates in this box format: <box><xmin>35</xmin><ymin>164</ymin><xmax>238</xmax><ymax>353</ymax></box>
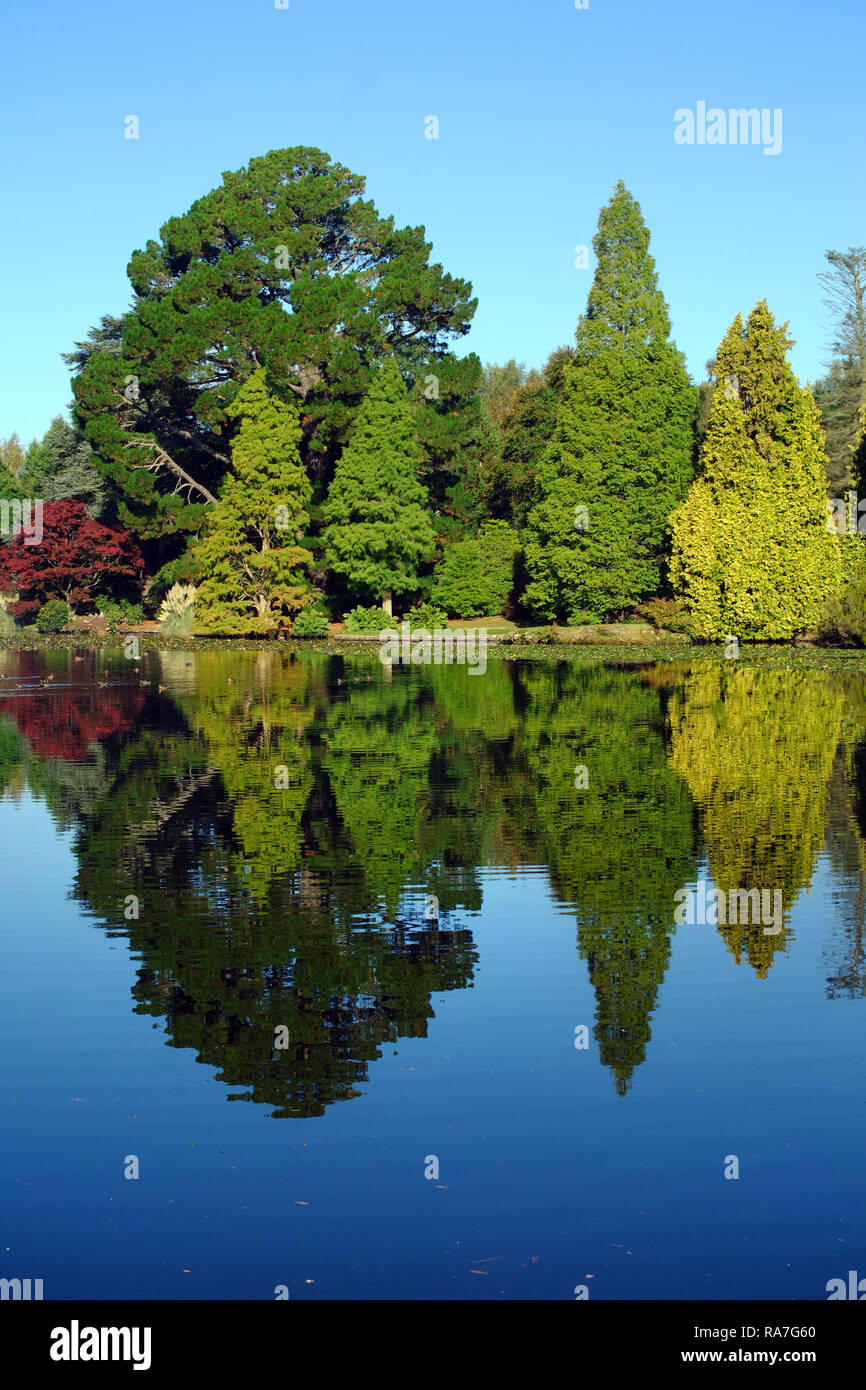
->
<box><xmin>1</xmin><ymin>642</ymin><xmax>864</xmax><ymax>1301</ymax></box>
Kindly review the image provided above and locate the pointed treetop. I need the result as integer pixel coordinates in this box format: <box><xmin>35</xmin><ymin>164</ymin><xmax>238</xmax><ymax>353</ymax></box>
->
<box><xmin>709</xmin><ymin>302</ymin><xmax>802</xmax><ymax>465</ymax></box>
<box><xmin>577</xmin><ymin>182</ymin><xmax>675</xmax><ymax>354</ymax></box>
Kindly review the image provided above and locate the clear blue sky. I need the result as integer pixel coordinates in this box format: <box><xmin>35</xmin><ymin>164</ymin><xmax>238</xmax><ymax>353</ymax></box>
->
<box><xmin>1</xmin><ymin>0</ymin><xmax>862</xmax><ymax>443</ymax></box>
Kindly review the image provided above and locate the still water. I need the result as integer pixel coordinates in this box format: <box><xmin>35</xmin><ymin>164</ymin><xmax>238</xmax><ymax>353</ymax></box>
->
<box><xmin>1</xmin><ymin>644</ymin><xmax>864</xmax><ymax>1300</ymax></box>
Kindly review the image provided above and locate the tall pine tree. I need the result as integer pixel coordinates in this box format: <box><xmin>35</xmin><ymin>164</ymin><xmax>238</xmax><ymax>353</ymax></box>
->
<box><xmin>195</xmin><ymin>370</ymin><xmax>313</xmax><ymax>634</ymax></box>
<box><xmin>670</xmin><ymin>302</ymin><xmax>840</xmax><ymax>639</ymax></box>
<box><xmin>522</xmin><ymin>182</ymin><xmax>696</xmax><ymax>623</ymax></box>
<box><xmin>324</xmin><ymin>358</ymin><xmax>435</xmax><ymax>613</ymax></box>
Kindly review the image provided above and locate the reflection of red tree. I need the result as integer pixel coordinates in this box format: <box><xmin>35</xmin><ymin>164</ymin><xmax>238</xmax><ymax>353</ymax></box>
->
<box><xmin>2</xmin><ymin>661</ymin><xmax>144</xmax><ymax>759</ymax></box>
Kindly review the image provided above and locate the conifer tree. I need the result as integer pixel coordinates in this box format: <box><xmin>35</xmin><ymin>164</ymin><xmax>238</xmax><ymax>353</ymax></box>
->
<box><xmin>23</xmin><ymin>417</ymin><xmax>111</xmax><ymax>518</ymax></box>
<box><xmin>0</xmin><ymin>435</ymin><xmax>24</xmax><ymax>503</ymax></box>
<box><xmin>432</xmin><ymin>520</ymin><xmax>519</xmax><ymax>617</ymax></box>
<box><xmin>814</xmin><ymin>359</ymin><xmax>863</xmax><ymax>495</ymax></box>
<box><xmin>324</xmin><ymin>358</ymin><xmax>435</xmax><ymax>613</ymax></box>
<box><xmin>195</xmin><ymin>371</ymin><xmax>312</xmax><ymax>633</ymax></box>
<box><xmin>522</xmin><ymin>182</ymin><xmax>696</xmax><ymax>623</ymax></box>
<box><xmin>670</xmin><ymin>302</ymin><xmax>841</xmax><ymax>639</ymax></box>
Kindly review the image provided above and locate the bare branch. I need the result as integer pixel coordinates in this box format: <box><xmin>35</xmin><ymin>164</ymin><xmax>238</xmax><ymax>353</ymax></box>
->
<box><xmin>124</xmin><ymin>437</ymin><xmax>218</xmax><ymax>506</ymax></box>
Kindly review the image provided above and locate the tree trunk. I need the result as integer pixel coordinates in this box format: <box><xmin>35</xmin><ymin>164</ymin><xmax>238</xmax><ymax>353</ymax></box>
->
<box><xmin>382</xmin><ymin>590</ymin><xmax>392</xmax><ymax>616</ymax></box>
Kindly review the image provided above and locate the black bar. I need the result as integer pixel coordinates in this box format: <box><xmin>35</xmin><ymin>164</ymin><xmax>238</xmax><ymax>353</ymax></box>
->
<box><xmin>3</xmin><ymin>1298</ymin><xmax>855</xmax><ymax>1376</ymax></box>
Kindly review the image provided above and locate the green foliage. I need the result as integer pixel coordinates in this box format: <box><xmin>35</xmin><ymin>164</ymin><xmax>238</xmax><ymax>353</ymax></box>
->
<box><xmin>98</xmin><ymin>597</ymin><xmax>143</xmax><ymax>625</ymax></box>
<box><xmin>692</xmin><ymin>379</ymin><xmax>715</xmax><ymax>456</ymax></box>
<box><xmin>324</xmin><ymin>359</ymin><xmax>435</xmax><ymax>606</ymax></box>
<box><xmin>671</xmin><ymin>302</ymin><xmax>841</xmax><ymax>639</ymax></box>
<box><xmin>146</xmin><ymin>550</ymin><xmax>199</xmax><ymax>611</ymax></box>
<box><xmin>292</xmin><ymin>605</ymin><xmax>330</xmax><ymax>637</ymax></box>
<box><xmin>819</xmin><ymin>537</ymin><xmax>866</xmax><ymax>645</ymax></box>
<box><xmin>431</xmin><ymin>519</ymin><xmax>519</xmax><ymax>617</ymax></box>
<box><xmin>523</xmin><ymin>183</ymin><xmax>696</xmax><ymax>623</ymax></box>
<box><xmin>0</xmin><ymin>435</ymin><xmax>25</xmax><ymax>506</ymax></box>
<box><xmin>61</xmin><ymin>315</ymin><xmax>125</xmax><ymax>375</ymax></box>
<box><xmin>405</xmin><ymin>601</ymin><xmax>448</xmax><ymax>629</ymax></box>
<box><xmin>477</xmin><ymin>520</ymin><xmax>520</xmax><ymax>611</ymax></box>
<box><xmin>342</xmin><ymin>604</ymin><xmax>395</xmax><ymax>633</ymax></box>
<box><xmin>0</xmin><ymin>434</ymin><xmax>25</xmax><ymax>483</ymax></box>
<box><xmin>0</xmin><ymin>467</ymin><xmax>18</xmax><ymax>505</ymax></box>
<box><xmin>480</xmin><ymin>359</ymin><xmax>534</xmax><ymax>432</ymax></box>
<box><xmin>36</xmin><ymin>599</ymin><xmax>70</xmax><ymax>633</ymax></box>
<box><xmin>484</xmin><ymin>348</ymin><xmax>574</xmax><ymax>527</ymax></box>
<box><xmin>431</xmin><ymin>540</ymin><xmax>488</xmax><ymax>616</ymax></box>
<box><xmin>70</xmin><ymin>147</ymin><xmax>476</xmax><ymax>542</ymax></box>
<box><xmin>634</xmin><ymin>597</ymin><xmax>695</xmax><ymax>634</ymax></box>
<box><xmin>412</xmin><ymin>352</ymin><xmax>494</xmax><ymax>528</ymax></box>
<box><xmin>194</xmin><ymin>371</ymin><xmax>313</xmax><ymax>634</ymax></box>
<box><xmin>815</xmin><ymin>358</ymin><xmax>864</xmax><ymax>495</ymax></box>
<box><xmin>23</xmin><ymin>416</ymin><xmax>112</xmax><ymax>519</ymax></box>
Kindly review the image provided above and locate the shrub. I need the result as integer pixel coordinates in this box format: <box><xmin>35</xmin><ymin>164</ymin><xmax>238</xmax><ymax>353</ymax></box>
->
<box><xmin>406</xmin><ymin>601</ymin><xmax>448</xmax><ymax>629</ymax></box>
<box><xmin>98</xmin><ymin>597</ymin><xmax>144</xmax><ymax>626</ymax></box>
<box><xmin>432</xmin><ymin>541</ymin><xmax>488</xmax><ymax>617</ymax></box>
<box><xmin>36</xmin><ymin>599</ymin><xmax>70</xmax><ymax>633</ymax></box>
<box><xmin>634</xmin><ymin>597</ymin><xmax>695</xmax><ymax>634</ymax></box>
<box><xmin>343</xmin><ymin>604</ymin><xmax>395</xmax><ymax>633</ymax></box>
<box><xmin>292</xmin><ymin>606</ymin><xmax>330</xmax><ymax>637</ymax></box>
<box><xmin>432</xmin><ymin>521</ymin><xmax>520</xmax><ymax>618</ymax></box>
<box><xmin>98</xmin><ymin>597</ymin><xmax>122</xmax><ymax>625</ymax></box>
<box><xmin>157</xmin><ymin>583</ymin><xmax>196</xmax><ymax>637</ymax></box>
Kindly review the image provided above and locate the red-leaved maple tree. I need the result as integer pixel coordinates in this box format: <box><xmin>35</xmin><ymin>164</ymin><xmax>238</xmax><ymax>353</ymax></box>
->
<box><xmin>0</xmin><ymin>499</ymin><xmax>144</xmax><ymax>616</ymax></box>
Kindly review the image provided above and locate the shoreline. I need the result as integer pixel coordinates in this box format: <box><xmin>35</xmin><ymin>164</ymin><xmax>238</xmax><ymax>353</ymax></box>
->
<box><xmin>2</xmin><ymin>629</ymin><xmax>865</xmax><ymax>668</ymax></box>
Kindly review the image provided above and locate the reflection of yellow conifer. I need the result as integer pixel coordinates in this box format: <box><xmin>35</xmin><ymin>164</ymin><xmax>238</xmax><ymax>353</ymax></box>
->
<box><xmin>839</xmin><ymin>670</ymin><xmax>866</xmax><ymax>751</ymax></box>
<box><xmin>667</xmin><ymin>664</ymin><xmax>844</xmax><ymax>975</ymax></box>
<box><xmin>177</xmin><ymin>653</ymin><xmax>316</xmax><ymax>903</ymax></box>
